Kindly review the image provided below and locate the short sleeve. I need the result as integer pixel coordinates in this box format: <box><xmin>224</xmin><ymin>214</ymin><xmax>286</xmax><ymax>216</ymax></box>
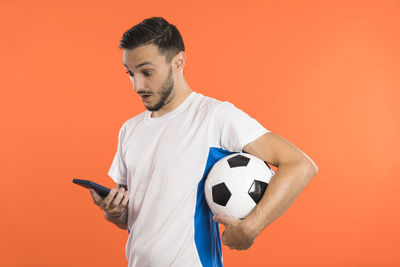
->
<box><xmin>107</xmin><ymin>123</ymin><xmax>128</xmax><ymax>185</ymax></box>
<box><xmin>213</xmin><ymin>101</ymin><xmax>270</xmax><ymax>152</ymax></box>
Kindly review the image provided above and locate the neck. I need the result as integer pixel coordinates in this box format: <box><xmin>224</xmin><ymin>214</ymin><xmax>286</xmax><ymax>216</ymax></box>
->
<box><xmin>150</xmin><ymin>80</ymin><xmax>193</xmax><ymax>118</ymax></box>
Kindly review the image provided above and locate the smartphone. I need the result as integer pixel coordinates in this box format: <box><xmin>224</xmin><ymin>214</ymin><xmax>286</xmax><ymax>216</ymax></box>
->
<box><xmin>73</xmin><ymin>179</ymin><xmax>111</xmax><ymax>198</ymax></box>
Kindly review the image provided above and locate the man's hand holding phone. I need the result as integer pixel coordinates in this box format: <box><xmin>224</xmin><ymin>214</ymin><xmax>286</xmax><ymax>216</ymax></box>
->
<box><xmin>90</xmin><ymin>187</ymin><xmax>129</xmax><ymax>215</ymax></box>
<box><xmin>89</xmin><ymin>187</ymin><xmax>129</xmax><ymax>229</ymax></box>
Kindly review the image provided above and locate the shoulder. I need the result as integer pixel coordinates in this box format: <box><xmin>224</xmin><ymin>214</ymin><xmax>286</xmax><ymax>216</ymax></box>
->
<box><xmin>124</xmin><ymin>111</ymin><xmax>147</xmax><ymax>126</ymax></box>
<box><xmin>117</xmin><ymin>111</ymin><xmax>147</xmax><ymax>135</ymax></box>
<box><xmin>191</xmin><ymin>92</ymin><xmax>227</xmax><ymax>113</ymax></box>
<box><xmin>197</xmin><ymin>93</ymin><xmax>238</xmax><ymax>110</ymax></box>
<box><xmin>190</xmin><ymin>93</ymin><xmax>247</xmax><ymax>123</ymax></box>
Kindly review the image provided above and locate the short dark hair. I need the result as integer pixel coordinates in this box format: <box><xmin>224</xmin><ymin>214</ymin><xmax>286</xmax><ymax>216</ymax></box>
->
<box><xmin>119</xmin><ymin>17</ymin><xmax>185</xmax><ymax>64</ymax></box>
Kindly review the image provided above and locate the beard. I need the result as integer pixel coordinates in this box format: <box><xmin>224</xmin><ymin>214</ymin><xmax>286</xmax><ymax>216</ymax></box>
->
<box><xmin>146</xmin><ymin>66</ymin><xmax>174</xmax><ymax>112</ymax></box>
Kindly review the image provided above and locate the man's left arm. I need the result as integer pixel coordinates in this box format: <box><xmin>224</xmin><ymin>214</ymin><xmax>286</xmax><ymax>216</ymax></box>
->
<box><xmin>213</xmin><ymin>132</ymin><xmax>318</xmax><ymax>250</ymax></box>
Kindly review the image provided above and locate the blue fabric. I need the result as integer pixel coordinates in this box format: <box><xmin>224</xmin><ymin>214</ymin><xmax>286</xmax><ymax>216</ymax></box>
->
<box><xmin>194</xmin><ymin>147</ymin><xmax>236</xmax><ymax>267</ymax></box>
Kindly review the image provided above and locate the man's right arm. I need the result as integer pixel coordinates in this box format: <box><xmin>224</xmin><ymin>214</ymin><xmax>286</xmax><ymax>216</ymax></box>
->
<box><xmin>89</xmin><ymin>183</ymin><xmax>129</xmax><ymax>230</ymax></box>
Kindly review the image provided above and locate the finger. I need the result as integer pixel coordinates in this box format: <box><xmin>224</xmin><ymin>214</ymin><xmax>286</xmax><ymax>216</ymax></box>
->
<box><xmin>111</xmin><ymin>188</ymin><xmax>125</xmax><ymax>207</ymax></box>
<box><xmin>90</xmin><ymin>189</ymin><xmax>103</xmax><ymax>206</ymax></box>
<box><xmin>120</xmin><ymin>191</ymin><xmax>129</xmax><ymax>208</ymax></box>
<box><xmin>229</xmin><ymin>242</ymin><xmax>242</xmax><ymax>250</ymax></box>
<box><xmin>237</xmin><ymin>239</ymin><xmax>252</xmax><ymax>250</ymax></box>
<box><xmin>101</xmin><ymin>188</ymin><xmax>118</xmax><ymax>209</ymax></box>
<box><xmin>238</xmin><ymin>245</ymin><xmax>249</xmax><ymax>250</ymax></box>
<box><xmin>213</xmin><ymin>215</ymin><xmax>235</xmax><ymax>226</ymax></box>
<box><xmin>221</xmin><ymin>231</ymin><xmax>228</xmax><ymax>245</ymax></box>
<box><xmin>237</xmin><ymin>243</ymin><xmax>250</xmax><ymax>251</ymax></box>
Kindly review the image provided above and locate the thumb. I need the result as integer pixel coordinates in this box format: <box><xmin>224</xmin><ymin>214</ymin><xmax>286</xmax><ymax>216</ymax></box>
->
<box><xmin>213</xmin><ymin>215</ymin><xmax>235</xmax><ymax>226</ymax></box>
<box><xmin>89</xmin><ymin>189</ymin><xmax>102</xmax><ymax>203</ymax></box>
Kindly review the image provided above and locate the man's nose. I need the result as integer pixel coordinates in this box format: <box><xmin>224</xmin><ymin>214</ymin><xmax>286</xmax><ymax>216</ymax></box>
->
<box><xmin>131</xmin><ymin>76</ymin><xmax>145</xmax><ymax>92</ymax></box>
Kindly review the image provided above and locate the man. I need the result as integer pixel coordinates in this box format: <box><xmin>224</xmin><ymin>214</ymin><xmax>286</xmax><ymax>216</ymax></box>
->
<box><xmin>89</xmin><ymin>16</ymin><xmax>318</xmax><ymax>267</ymax></box>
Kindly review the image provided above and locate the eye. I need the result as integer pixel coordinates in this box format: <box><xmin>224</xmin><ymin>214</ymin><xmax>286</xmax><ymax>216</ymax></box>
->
<box><xmin>125</xmin><ymin>70</ymin><xmax>133</xmax><ymax>77</ymax></box>
<box><xmin>143</xmin><ymin>70</ymin><xmax>152</xmax><ymax>76</ymax></box>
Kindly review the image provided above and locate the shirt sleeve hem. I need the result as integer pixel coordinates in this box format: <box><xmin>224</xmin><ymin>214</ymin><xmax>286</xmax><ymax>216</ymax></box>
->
<box><xmin>239</xmin><ymin>128</ymin><xmax>270</xmax><ymax>152</ymax></box>
<box><xmin>108</xmin><ymin>170</ymin><xmax>128</xmax><ymax>185</ymax></box>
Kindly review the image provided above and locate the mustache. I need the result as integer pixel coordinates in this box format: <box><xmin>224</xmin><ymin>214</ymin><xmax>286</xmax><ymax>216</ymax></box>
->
<box><xmin>137</xmin><ymin>91</ymin><xmax>152</xmax><ymax>95</ymax></box>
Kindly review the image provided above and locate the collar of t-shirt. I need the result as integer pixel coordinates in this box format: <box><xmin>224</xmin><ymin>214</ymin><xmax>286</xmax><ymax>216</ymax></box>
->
<box><xmin>143</xmin><ymin>91</ymin><xmax>197</xmax><ymax>124</ymax></box>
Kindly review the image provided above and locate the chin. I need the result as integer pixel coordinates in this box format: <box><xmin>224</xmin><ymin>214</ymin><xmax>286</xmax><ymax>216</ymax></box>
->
<box><xmin>146</xmin><ymin>104</ymin><xmax>161</xmax><ymax>112</ymax></box>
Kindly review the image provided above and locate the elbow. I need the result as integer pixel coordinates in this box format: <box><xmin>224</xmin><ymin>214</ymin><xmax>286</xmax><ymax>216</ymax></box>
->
<box><xmin>301</xmin><ymin>156</ymin><xmax>318</xmax><ymax>176</ymax></box>
<box><xmin>307</xmin><ymin>161</ymin><xmax>318</xmax><ymax>177</ymax></box>
<box><xmin>302</xmin><ymin>163</ymin><xmax>317</xmax><ymax>186</ymax></box>
<box><xmin>299</xmin><ymin>160</ymin><xmax>318</xmax><ymax>179</ymax></box>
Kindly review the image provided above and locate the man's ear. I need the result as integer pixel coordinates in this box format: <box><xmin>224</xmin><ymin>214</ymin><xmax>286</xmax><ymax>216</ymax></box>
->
<box><xmin>174</xmin><ymin>51</ymin><xmax>186</xmax><ymax>72</ymax></box>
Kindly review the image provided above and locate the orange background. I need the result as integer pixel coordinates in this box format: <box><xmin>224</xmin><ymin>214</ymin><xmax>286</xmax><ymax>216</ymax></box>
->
<box><xmin>1</xmin><ymin>0</ymin><xmax>399</xmax><ymax>266</ymax></box>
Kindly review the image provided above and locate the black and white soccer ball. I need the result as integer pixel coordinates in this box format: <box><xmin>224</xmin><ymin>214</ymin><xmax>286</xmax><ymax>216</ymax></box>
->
<box><xmin>205</xmin><ymin>152</ymin><xmax>275</xmax><ymax>219</ymax></box>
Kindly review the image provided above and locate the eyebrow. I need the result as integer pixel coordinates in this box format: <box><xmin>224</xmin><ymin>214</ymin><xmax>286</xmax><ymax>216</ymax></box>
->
<box><xmin>124</xmin><ymin>61</ymin><xmax>154</xmax><ymax>70</ymax></box>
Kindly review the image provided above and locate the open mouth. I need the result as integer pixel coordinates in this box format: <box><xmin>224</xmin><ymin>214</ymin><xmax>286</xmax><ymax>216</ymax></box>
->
<box><xmin>141</xmin><ymin>95</ymin><xmax>151</xmax><ymax>102</ymax></box>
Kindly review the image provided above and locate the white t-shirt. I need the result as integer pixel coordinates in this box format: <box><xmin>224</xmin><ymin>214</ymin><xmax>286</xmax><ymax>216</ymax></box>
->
<box><xmin>108</xmin><ymin>91</ymin><xmax>270</xmax><ymax>267</ymax></box>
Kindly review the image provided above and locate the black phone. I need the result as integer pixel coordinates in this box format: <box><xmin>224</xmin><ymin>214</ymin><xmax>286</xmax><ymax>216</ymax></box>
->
<box><xmin>73</xmin><ymin>179</ymin><xmax>111</xmax><ymax>198</ymax></box>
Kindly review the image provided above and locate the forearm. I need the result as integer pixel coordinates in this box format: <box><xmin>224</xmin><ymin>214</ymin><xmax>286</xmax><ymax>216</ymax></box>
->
<box><xmin>104</xmin><ymin>206</ymin><xmax>128</xmax><ymax>230</ymax></box>
<box><xmin>245</xmin><ymin>161</ymin><xmax>317</xmax><ymax>235</ymax></box>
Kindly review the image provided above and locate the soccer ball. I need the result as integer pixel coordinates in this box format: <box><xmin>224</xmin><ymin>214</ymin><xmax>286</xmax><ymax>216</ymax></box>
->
<box><xmin>204</xmin><ymin>152</ymin><xmax>275</xmax><ymax>219</ymax></box>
